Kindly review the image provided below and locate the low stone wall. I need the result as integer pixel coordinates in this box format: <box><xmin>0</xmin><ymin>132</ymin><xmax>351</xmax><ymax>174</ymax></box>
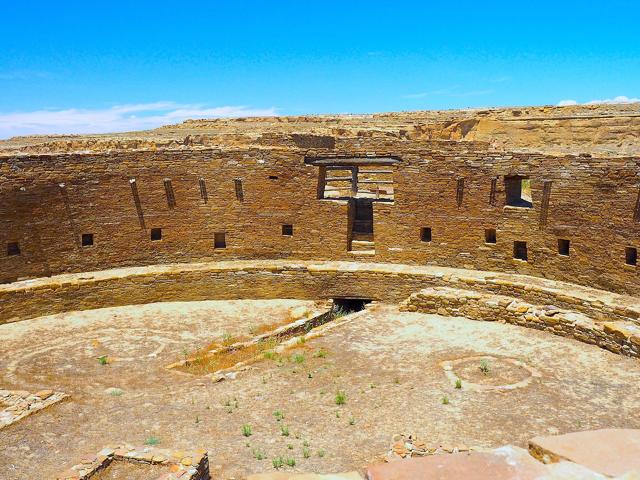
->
<box><xmin>1</xmin><ymin>261</ymin><xmax>640</xmax><ymax>328</ymax></box>
<box><xmin>0</xmin><ymin>389</ymin><xmax>68</xmax><ymax>430</ymax></box>
<box><xmin>401</xmin><ymin>286</ymin><xmax>640</xmax><ymax>358</ymax></box>
<box><xmin>56</xmin><ymin>445</ymin><xmax>209</xmax><ymax>480</ymax></box>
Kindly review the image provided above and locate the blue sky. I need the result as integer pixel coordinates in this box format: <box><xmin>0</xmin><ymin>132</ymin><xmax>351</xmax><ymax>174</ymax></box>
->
<box><xmin>1</xmin><ymin>1</ymin><xmax>639</xmax><ymax>138</ymax></box>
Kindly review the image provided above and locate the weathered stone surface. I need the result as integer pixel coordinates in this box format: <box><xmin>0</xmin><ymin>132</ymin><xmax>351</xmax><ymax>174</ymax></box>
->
<box><xmin>367</xmin><ymin>447</ymin><xmax>549</xmax><ymax>480</ymax></box>
<box><xmin>529</xmin><ymin>429</ymin><xmax>640</xmax><ymax>477</ymax></box>
<box><xmin>247</xmin><ymin>472</ymin><xmax>363</xmax><ymax>480</ymax></box>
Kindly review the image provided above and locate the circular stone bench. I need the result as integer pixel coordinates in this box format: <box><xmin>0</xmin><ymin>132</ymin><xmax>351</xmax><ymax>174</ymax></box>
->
<box><xmin>1</xmin><ymin>261</ymin><xmax>639</xmax><ymax>361</ymax></box>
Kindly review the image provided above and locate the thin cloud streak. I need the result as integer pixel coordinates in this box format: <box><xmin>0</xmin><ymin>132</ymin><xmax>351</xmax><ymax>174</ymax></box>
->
<box><xmin>0</xmin><ymin>70</ymin><xmax>51</xmax><ymax>80</ymax></box>
<box><xmin>0</xmin><ymin>102</ymin><xmax>278</xmax><ymax>139</ymax></box>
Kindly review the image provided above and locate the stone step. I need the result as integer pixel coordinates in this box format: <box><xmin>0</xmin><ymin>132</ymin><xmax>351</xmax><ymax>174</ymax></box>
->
<box><xmin>348</xmin><ymin>249</ymin><xmax>376</xmax><ymax>256</ymax></box>
<box><xmin>529</xmin><ymin>428</ymin><xmax>640</xmax><ymax>477</ymax></box>
<box><xmin>351</xmin><ymin>240</ymin><xmax>375</xmax><ymax>251</ymax></box>
<box><xmin>351</xmin><ymin>232</ymin><xmax>374</xmax><ymax>242</ymax></box>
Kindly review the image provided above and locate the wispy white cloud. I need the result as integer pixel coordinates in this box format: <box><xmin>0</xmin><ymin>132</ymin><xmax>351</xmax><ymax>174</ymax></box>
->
<box><xmin>489</xmin><ymin>76</ymin><xmax>511</xmax><ymax>84</ymax></box>
<box><xmin>403</xmin><ymin>87</ymin><xmax>493</xmax><ymax>99</ymax></box>
<box><xmin>0</xmin><ymin>102</ymin><xmax>278</xmax><ymax>139</ymax></box>
<box><xmin>557</xmin><ymin>95</ymin><xmax>640</xmax><ymax>107</ymax></box>
<box><xmin>0</xmin><ymin>70</ymin><xmax>51</xmax><ymax>80</ymax></box>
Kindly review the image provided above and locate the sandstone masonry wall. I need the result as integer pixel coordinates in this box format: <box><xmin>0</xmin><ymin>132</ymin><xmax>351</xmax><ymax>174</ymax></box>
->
<box><xmin>1</xmin><ymin>138</ymin><xmax>639</xmax><ymax>295</ymax></box>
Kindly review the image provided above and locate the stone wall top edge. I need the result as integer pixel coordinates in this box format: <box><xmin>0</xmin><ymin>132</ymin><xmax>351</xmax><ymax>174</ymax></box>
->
<box><xmin>1</xmin><ymin>143</ymin><xmax>637</xmax><ymax>164</ymax></box>
<box><xmin>2</xmin><ymin>260</ymin><xmax>639</xmax><ymax>310</ymax></box>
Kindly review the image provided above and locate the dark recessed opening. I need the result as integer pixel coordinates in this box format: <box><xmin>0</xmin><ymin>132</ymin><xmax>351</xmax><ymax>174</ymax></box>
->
<box><xmin>626</xmin><ymin>247</ymin><xmax>637</xmax><ymax>266</ymax></box>
<box><xmin>7</xmin><ymin>242</ymin><xmax>20</xmax><ymax>256</ymax></box>
<box><xmin>150</xmin><ymin>228</ymin><xmax>162</xmax><ymax>241</ymax></box>
<box><xmin>332</xmin><ymin>298</ymin><xmax>371</xmax><ymax>314</ymax></box>
<box><xmin>282</xmin><ymin>224</ymin><xmax>293</xmax><ymax>236</ymax></box>
<box><xmin>81</xmin><ymin>233</ymin><xmax>94</xmax><ymax>247</ymax></box>
<box><xmin>214</xmin><ymin>232</ymin><xmax>227</xmax><ymax>249</ymax></box>
<box><xmin>513</xmin><ymin>241</ymin><xmax>528</xmax><ymax>261</ymax></box>
<box><xmin>558</xmin><ymin>238</ymin><xmax>570</xmax><ymax>256</ymax></box>
<box><xmin>269</xmin><ymin>175</ymin><xmax>279</xmax><ymax>180</ymax></box>
<box><xmin>485</xmin><ymin>228</ymin><xmax>497</xmax><ymax>244</ymax></box>
<box><xmin>420</xmin><ymin>227</ymin><xmax>432</xmax><ymax>243</ymax></box>
<box><xmin>505</xmin><ymin>176</ymin><xmax>533</xmax><ymax>208</ymax></box>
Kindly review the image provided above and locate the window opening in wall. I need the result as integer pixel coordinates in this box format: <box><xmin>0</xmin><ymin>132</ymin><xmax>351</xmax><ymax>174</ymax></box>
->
<box><xmin>214</xmin><ymin>232</ymin><xmax>227</xmax><ymax>249</ymax></box>
<box><xmin>282</xmin><ymin>224</ymin><xmax>293</xmax><ymax>236</ymax></box>
<box><xmin>269</xmin><ymin>175</ymin><xmax>279</xmax><ymax>180</ymax></box>
<box><xmin>513</xmin><ymin>241</ymin><xmax>528</xmax><ymax>261</ymax></box>
<box><xmin>7</xmin><ymin>242</ymin><xmax>20</xmax><ymax>256</ymax></box>
<box><xmin>150</xmin><ymin>228</ymin><xmax>162</xmax><ymax>241</ymax></box>
<box><xmin>558</xmin><ymin>239</ymin><xmax>570</xmax><ymax>256</ymax></box>
<box><xmin>505</xmin><ymin>176</ymin><xmax>533</xmax><ymax>208</ymax></box>
<box><xmin>81</xmin><ymin>233</ymin><xmax>94</xmax><ymax>247</ymax></box>
<box><xmin>485</xmin><ymin>228</ymin><xmax>497</xmax><ymax>244</ymax></box>
<box><xmin>626</xmin><ymin>247</ymin><xmax>637</xmax><ymax>266</ymax></box>
<box><xmin>420</xmin><ymin>227</ymin><xmax>432</xmax><ymax>243</ymax></box>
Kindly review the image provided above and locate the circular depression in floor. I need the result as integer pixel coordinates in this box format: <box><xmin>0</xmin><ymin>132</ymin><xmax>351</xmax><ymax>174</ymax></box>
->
<box><xmin>441</xmin><ymin>355</ymin><xmax>541</xmax><ymax>391</ymax></box>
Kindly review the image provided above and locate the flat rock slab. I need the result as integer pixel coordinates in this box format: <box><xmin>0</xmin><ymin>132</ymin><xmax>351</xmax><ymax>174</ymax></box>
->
<box><xmin>529</xmin><ymin>428</ymin><xmax>640</xmax><ymax>477</ymax></box>
<box><xmin>247</xmin><ymin>473</ymin><xmax>362</xmax><ymax>480</ymax></box>
<box><xmin>366</xmin><ymin>447</ymin><xmax>549</xmax><ymax>480</ymax></box>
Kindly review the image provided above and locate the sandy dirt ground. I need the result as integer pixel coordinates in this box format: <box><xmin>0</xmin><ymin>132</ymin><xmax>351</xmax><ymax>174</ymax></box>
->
<box><xmin>1</xmin><ymin>300</ymin><xmax>640</xmax><ymax>479</ymax></box>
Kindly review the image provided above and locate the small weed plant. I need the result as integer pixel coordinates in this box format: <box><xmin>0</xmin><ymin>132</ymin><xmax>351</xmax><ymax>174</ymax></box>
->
<box><xmin>479</xmin><ymin>359</ymin><xmax>490</xmax><ymax>375</ymax></box>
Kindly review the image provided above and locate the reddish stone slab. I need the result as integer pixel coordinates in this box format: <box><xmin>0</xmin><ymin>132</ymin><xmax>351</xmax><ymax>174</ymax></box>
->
<box><xmin>529</xmin><ymin>428</ymin><xmax>640</xmax><ymax>477</ymax></box>
<box><xmin>366</xmin><ymin>447</ymin><xmax>548</xmax><ymax>480</ymax></box>
<box><xmin>247</xmin><ymin>473</ymin><xmax>362</xmax><ymax>480</ymax></box>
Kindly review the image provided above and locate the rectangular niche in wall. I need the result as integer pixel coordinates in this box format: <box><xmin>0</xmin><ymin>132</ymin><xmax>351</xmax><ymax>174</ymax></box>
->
<box><xmin>234</xmin><ymin>179</ymin><xmax>244</xmax><ymax>201</ymax></box>
<box><xmin>626</xmin><ymin>247</ymin><xmax>638</xmax><ymax>266</ymax></box>
<box><xmin>420</xmin><ymin>227</ymin><xmax>432</xmax><ymax>243</ymax></box>
<box><xmin>163</xmin><ymin>178</ymin><xmax>176</xmax><ymax>209</ymax></box>
<box><xmin>81</xmin><ymin>233</ymin><xmax>94</xmax><ymax>247</ymax></box>
<box><xmin>150</xmin><ymin>228</ymin><xmax>162</xmax><ymax>241</ymax></box>
<box><xmin>505</xmin><ymin>176</ymin><xmax>533</xmax><ymax>208</ymax></box>
<box><xmin>485</xmin><ymin>228</ymin><xmax>497</xmax><ymax>244</ymax></box>
<box><xmin>513</xmin><ymin>241</ymin><xmax>528</xmax><ymax>261</ymax></box>
<box><xmin>214</xmin><ymin>232</ymin><xmax>227</xmax><ymax>249</ymax></box>
<box><xmin>282</xmin><ymin>224</ymin><xmax>293</xmax><ymax>236</ymax></box>
<box><xmin>558</xmin><ymin>238</ymin><xmax>570</xmax><ymax>256</ymax></box>
<box><xmin>7</xmin><ymin>242</ymin><xmax>20</xmax><ymax>256</ymax></box>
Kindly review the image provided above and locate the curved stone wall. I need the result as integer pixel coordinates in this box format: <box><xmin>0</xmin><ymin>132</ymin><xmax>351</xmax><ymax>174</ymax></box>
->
<box><xmin>2</xmin><ymin>260</ymin><xmax>639</xmax><ymax>359</ymax></box>
<box><xmin>1</xmin><ymin>140</ymin><xmax>639</xmax><ymax>295</ymax></box>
